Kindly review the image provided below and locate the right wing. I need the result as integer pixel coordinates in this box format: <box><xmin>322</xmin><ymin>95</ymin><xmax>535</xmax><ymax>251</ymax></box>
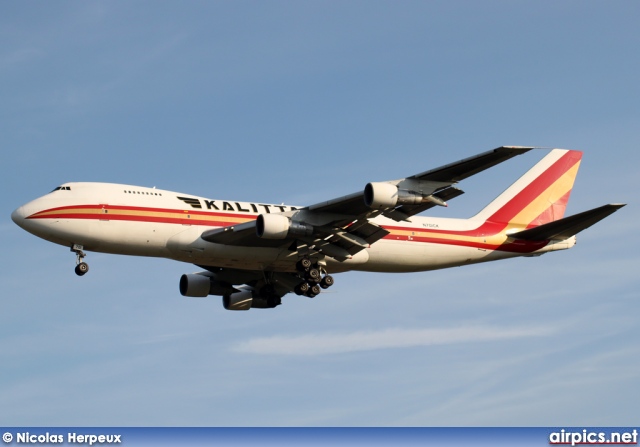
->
<box><xmin>201</xmin><ymin>146</ymin><xmax>534</xmax><ymax>260</ymax></box>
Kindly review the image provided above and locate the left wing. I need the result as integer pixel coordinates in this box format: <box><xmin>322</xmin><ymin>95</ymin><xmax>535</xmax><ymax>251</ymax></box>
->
<box><xmin>201</xmin><ymin>146</ymin><xmax>534</xmax><ymax>259</ymax></box>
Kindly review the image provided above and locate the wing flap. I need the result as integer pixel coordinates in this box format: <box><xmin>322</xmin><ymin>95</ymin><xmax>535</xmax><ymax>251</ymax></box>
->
<box><xmin>509</xmin><ymin>204</ymin><xmax>626</xmax><ymax>241</ymax></box>
<box><xmin>349</xmin><ymin>221</ymin><xmax>390</xmax><ymax>245</ymax></box>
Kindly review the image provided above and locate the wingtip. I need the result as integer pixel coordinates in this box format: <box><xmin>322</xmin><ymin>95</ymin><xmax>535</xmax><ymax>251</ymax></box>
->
<box><xmin>496</xmin><ymin>146</ymin><xmax>536</xmax><ymax>153</ymax></box>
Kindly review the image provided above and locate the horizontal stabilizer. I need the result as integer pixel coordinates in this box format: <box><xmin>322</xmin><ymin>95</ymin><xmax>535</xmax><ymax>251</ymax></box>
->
<box><xmin>509</xmin><ymin>204</ymin><xmax>626</xmax><ymax>241</ymax></box>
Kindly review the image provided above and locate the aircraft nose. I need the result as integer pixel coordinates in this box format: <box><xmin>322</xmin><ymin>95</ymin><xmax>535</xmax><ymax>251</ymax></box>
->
<box><xmin>11</xmin><ymin>206</ymin><xmax>26</xmax><ymax>227</ymax></box>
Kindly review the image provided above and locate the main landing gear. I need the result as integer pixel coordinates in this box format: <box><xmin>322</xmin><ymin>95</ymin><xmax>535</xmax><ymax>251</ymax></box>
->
<box><xmin>71</xmin><ymin>244</ymin><xmax>89</xmax><ymax>276</ymax></box>
<box><xmin>293</xmin><ymin>257</ymin><xmax>334</xmax><ymax>298</ymax></box>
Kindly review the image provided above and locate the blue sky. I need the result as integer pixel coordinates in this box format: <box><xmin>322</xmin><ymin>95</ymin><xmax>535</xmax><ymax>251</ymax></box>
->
<box><xmin>1</xmin><ymin>1</ymin><xmax>638</xmax><ymax>426</ymax></box>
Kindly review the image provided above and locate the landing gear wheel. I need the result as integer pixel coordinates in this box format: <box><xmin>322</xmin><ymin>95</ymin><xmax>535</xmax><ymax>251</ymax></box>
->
<box><xmin>295</xmin><ymin>282</ymin><xmax>310</xmax><ymax>296</ymax></box>
<box><xmin>294</xmin><ymin>259</ymin><xmax>334</xmax><ymax>298</ymax></box>
<box><xmin>305</xmin><ymin>284</ymin><xmax>322</xmax><ymax>298</ymax></box>
<box><xmin>306</xmin><ymin>268</ymin><xmax>321</xmax><ymax>282</ymax></box>
<box><xmin>320</xmin><ymin>275</ymin><xmax>334</xmax><ymax>289</ymax></box>
<box><xmin>296</xmin><ymin>258</ymin><xmax>312</xmax><ymax>272</ymax></box>
<box><xmin>305</xmin><ymin>289</ymin><xmax>318</xmax><ymax>298</ymax></box>
<box><xmin>75</xmin><ymin>262</ymin><xmax>89</xmax><ymax>276</ymax></box>
<box><xmin>307</xmin><ymin>284</ymin><xmax>321</xmax><ymax>298</ymax></box>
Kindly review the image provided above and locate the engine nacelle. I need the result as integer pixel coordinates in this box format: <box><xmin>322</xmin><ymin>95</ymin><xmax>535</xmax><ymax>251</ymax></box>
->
<box><xmin>364</xmin><ymin>182</ymin><xmax>432</xmax><ymax>209</ymax></box>
<box><xmin>223</xmin><ymin>286</ymin><xmax>281</xmax><ymax>311</ymax></box>
<box><xmin>256</xmin><ymin>214</ymin><xmax>313</xmax><ymax>239</ymax></box>
<box><xmin>364</xmin><ymin>182</ymin><xmax>398</xmax><ymax>209</ymax></box>
<box><xmin>223</xmin><ymin>289</ymin><xmax>253</xmax><ymax>310</ymax></box>
<box><xmin>179</xmin><ymin>274</ymin><xmax>211</xmax><ymax>297</ymax></box>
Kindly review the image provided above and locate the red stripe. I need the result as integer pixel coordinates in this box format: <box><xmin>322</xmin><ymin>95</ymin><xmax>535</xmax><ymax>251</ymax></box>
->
<box><xmin>28</xmin><ymin>204</ymin><xmax>257</xmax><ymax>221</ymax></box>
<box><xmin>30</xmin><ymin>212</ymin><xmax>243</xmax><ymax>227</ymax></box>
<box><xmin>381</xmin><ymin>220</ymin><xmax>505</xmax><ymax>237</ymax></box>
<box><xmin>381</xmin><ymin>233</ymin><xmax>548</xmax><ymax>253</ymax></box>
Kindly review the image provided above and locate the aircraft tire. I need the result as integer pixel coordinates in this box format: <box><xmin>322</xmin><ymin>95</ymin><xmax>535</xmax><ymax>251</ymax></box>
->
<box><xmin>320</xmin><ymin>275</ymin><xmax>334</xmax><ymax>289</ymax></box>
<box><xmin>295</xmin><ymin>282</ymin><xmax>310</xmax><ymax>295</ymax></box>
<box><xmin>75</xmin><ymin>262</ymin><xmax>89</xmax><ymax>276</ymax></box>
<box><xmin>296</xmin><ymin>258</ymin><xmax>312</xmax><ymax>272</ymax></box>
<box><xmin>306</xmin><ymin>268</ymin><xmax>320</xmax><ymax>282</ymax></box>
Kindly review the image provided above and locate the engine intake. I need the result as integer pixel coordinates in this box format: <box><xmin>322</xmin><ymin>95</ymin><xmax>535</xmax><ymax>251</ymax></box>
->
<box><xmin>364</xmin><ymin>182</ymin><xmax>443</xmax><ymax>209</ymax></box>
<box><xmin>179</xmin><ymin>274</ymin><xmax>211</xmax><ymax>297</ymax></box>
<box><xmin>256</xmin><ymin>214</ymin><xmax>313</xmax><ymax>239</ymax></box>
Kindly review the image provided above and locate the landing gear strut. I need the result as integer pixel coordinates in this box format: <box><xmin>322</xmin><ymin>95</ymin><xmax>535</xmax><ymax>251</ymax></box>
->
<box><xmin>293</xmin><ymin>257</ymin><xmax>334</xmax><ymax>298</ymax></box>
<box><xmin>71</xmin><ymin>244</ymin><xmax>89</xmax><ymax>276</ymax></box>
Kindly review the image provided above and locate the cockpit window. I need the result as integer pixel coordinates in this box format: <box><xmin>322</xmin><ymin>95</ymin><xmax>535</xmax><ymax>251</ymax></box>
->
<box><xmin>50</xmin><ymin>186</ymin><xmax>71</xmax><ymax>192</ymax></box>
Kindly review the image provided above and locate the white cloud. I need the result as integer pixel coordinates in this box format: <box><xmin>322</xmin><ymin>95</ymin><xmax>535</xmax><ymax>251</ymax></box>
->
<box><xmin>231</xmin><ymin>325</ymin><xmax>554</xmax><ymax>356</ymax></box>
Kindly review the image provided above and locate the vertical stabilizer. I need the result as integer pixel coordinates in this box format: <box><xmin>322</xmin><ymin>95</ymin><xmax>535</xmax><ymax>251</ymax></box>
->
<box><xmin>472</xmin><ymin>149</ymin><xmax>583</xmax><ymax>228</ymax></box>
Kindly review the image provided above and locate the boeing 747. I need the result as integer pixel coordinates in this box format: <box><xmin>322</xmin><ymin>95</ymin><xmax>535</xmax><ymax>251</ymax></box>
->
<box><xmin>11</xmin><ymin>147</ymin><xmax>624</xmax><ymax>310</ymax></box>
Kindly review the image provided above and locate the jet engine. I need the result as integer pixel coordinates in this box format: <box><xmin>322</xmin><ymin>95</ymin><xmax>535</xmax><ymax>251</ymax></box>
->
<box><xmin>179</xmin><ymin>273</ymin><xmax>211</xmax><ymax>297</ymax></box>
<box><xmin>180</xmin><ymin>274</ymin><xmax>281</xmax><ymax>310</ymax></box>
<box><xmin>364</xmin><ymin>182</ymin><xmax>446</xmax><ymax>209</ymax></box>
<box><xmin>223</xmin><ymin>288</ymin><xmax>253</xmax><ymax>310</ymax></box>
<box><xmin>223</xmin><ymin>286</ymin><xmax>281</xmax><ymax>311</ymax></box>
<box><xmin>256</xmin><ymin>214</ymin><xmax>313</xmax><ymax>239</ymax></box>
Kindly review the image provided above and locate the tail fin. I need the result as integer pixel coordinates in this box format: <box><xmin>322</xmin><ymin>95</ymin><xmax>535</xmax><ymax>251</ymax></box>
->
<box><xmin>473</xmin><ymin>149</ymin><xmax>583</xmax><ymax>228</ymax></box>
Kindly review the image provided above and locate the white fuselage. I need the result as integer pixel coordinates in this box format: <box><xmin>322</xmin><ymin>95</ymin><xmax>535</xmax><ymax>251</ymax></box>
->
<box><xmin>12</xmin><ymin>182</ymin><xmax>569</xmax><ymax>275</ymax></box>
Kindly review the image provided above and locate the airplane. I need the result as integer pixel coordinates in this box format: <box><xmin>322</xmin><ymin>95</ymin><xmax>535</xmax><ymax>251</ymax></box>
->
<box><xmin>11</xmin><ymin>146</ymin><xmax>625</xmax><ymax>311</ymax></box>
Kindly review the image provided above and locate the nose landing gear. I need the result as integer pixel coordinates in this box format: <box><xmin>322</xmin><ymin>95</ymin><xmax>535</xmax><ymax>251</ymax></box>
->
<box><xmin>71</xmin><ymin>244</ymin><xmax>89</xmax><ymax>276</ymax></box>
